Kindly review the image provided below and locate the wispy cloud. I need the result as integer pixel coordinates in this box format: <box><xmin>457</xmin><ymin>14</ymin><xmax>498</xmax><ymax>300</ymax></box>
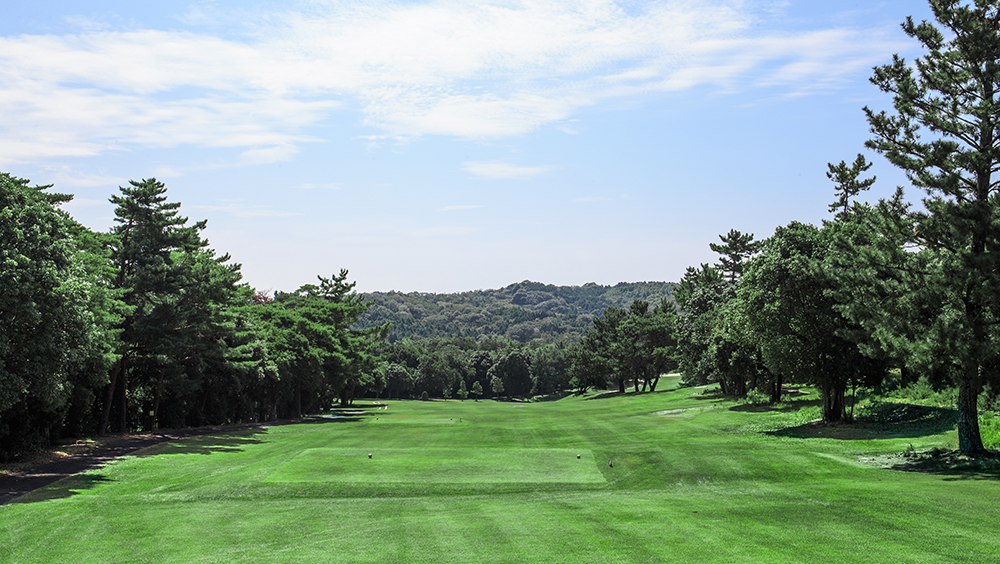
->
<box><xmin>190</xmin><ymin>203</ymin><xmax>304</xmax><ymax>218</ymax></box>
<box><xmin>240</xmin><ymin>144</ymin><xmax>299</xmax><ymax>165</ymax></box>
<box><xmin>0</xmin><ymin>1</ymin><xmax>911</xmax><ymax>164</ymax></box>
<box><xmin>39</xmin><ymin>166</ymin><xmax>126</xmax><ymax>188</ymax></box>
<box><xmin>463</xmin><ymin>161</ymin><xmax>554</xmax><ymax>179</ymax></box>
<box><xmin>440</xmin><ymin>205</ymin><xmax>484</xmax><ymax>212</ymax></box>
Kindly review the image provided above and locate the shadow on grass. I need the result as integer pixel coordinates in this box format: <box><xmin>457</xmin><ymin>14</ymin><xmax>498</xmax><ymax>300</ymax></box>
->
<box><xmin>11</xmin><ymin>473</ymin><xmax>114</xmax><ymax>504</ymax></box>
<box><xmin>767</xmin><ymin>403</ymin><xmax>959</xmax><ymax>441</ymax></box>
<box><xmin>584</xmin><ymin>391</ymin><xmax>624</xmax><ymax>401</ymax></box>
<box><xmin>861</xmin><ymin>449</ymin><xmax>1000</xmax><ymax>480</ymax></box>
<box><xmin>901</xmin><ymin>451</ymin><xmax>1000</xmax><ymax>480</ymax></box>
<box><xmin>730</xmin><ymin>398</ymin><xmax>822</xmax><ymax>413</ymax></box>
<box><xmin>533</xmin><ymin>391</ymin><xmax>574</xmax><ymax>402</ymax></box>
<box><xmin>137</xmin><ymin>429</ymin><xmax>268</xmax><ymax>456</ymax></box>
<box><xmin>691</xmin><ymin>389</ymin><xmax>727</xmax><ymax>402</ymax></box>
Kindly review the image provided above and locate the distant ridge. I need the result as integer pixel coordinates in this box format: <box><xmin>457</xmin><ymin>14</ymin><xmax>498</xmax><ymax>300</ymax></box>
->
<box><xmin>356</xmin><ymin>280</ymin><xmax>677</xmax><ymax>343</ymax></box>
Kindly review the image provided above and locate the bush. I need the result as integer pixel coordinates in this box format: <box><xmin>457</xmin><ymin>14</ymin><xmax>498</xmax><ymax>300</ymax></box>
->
<box><xmin>420</xmin><ymin>391</ymin><xmax>429</xmax><ymax>401</ymax></box>
<box><xmin>979</xmin><ymin>414</ymin><xmax>1000</xmax><ymax>449</ymax></box>
<box><xmin>884</xmin><ymin>376</ymin><xmax>957</xmax><ymax>408</ymax></box>
<box><xmin>734</xmin><ymin>389</ymin><xmax>770</xmax><ymax>406</ymax></box>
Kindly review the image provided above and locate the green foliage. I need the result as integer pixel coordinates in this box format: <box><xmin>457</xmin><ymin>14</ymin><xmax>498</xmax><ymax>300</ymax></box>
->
<box><xmin>739</xmin><ymin>222</ymin><xmax>887</xmax><ymax>422</ymax></box>
<box><xmin>572</xmin><ymin>299</ymin><xmax>677</xmax><ymax>394</ymax></box>
<box><xmin>0</xmin><ymin>173</ymin><xmax>118</xmax><ymax>455</ymax></box>
<box><xmin>487</xmin><ymin>350</ymin><xmax>533</xmax><ymax>398</ymax></box>
<box><xmin>236</xmin><ymin>270</ymin><xmax>388</xmax><ymax>416</ymax></box>
<box><xmin>979</xmin><ymin>414</ymin><xmax>1000</xmax><ymax>449</ymax></box>
<box><xmin>356</xmin><ymin>280</ymin><xmax>676</xmax><ymax>344</ymax></box>
<box><xmin>103</xmin><ymin>178</ymin><xmax>245</xmax><ymax>433</ymax></box>
<box><xmin>490</xmin><ymin>375</ymin><xmax>504</xmax><ymax>398</ymax></box>
<box><xmin>846</xmin><ymin>0</ymin><xmax>1000</xmax><ymax>452</ymax></box>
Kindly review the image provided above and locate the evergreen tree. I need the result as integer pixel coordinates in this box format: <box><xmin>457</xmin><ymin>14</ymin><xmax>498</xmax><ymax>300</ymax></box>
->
<box><xmin>673</xmin><ymin>264</ymin><xmax>726</xmax><ymax>387</ymax></box>
<box><xmin>853</xmin><ymin>0</ymin><xmax>1000</xmax><ymax>451</ymax></box>
<box><xmin>101</xmin><ymin>178</ymin><xmax>237</xmax><ymax>433</ymax></box>
<box><xmin>0</xmin><ymin>173</ymin><xmax>118</xmax><ymax>452</ymax></box>
<box><xmin>739</xmin><ymin>222</ymin><xmax>886</xmax><ymax>422</ymax></box>
<box><xmin>709</xmin><ymin>230</ymin><xmax>761</xmax><ymax>282</ymax></box>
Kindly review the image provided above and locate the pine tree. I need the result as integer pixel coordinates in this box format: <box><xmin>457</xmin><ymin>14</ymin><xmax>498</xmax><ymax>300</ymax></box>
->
<box><xmin>0</xmin><ymin>173</ymin><xmax>118</xmax><ymax>451</ymax></box>
<box><xmin>859</xmin><ymin>0</ymin><xmax>1000</xmax><ymax>452</ymax></box>
<box><xmin>101</xmin><ymin>178</ymin><xmax>220</xmax><ymax>433</ymax></box>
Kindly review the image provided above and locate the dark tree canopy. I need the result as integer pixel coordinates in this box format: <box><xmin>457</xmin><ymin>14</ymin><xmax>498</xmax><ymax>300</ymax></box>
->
<box><xmin>850</xmin><ymin>0</ymin><xmax>1000</xmax><ymax>452</ymax></box>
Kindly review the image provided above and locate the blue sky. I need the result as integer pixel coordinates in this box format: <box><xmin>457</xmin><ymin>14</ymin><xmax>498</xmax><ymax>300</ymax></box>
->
<box><xmin>1</xmin><ymin>0</ymin><xmax>933</xmax><ymax>293</ymax></box>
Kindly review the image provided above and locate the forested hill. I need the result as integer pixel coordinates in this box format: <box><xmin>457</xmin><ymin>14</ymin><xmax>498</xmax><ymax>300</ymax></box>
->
<box><xmin>356</xmin><ymin>280</ymin><xmax>677</xmax><ymax>343</ymax></box>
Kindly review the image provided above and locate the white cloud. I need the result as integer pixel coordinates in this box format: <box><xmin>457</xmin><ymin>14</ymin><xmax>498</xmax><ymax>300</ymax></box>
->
<box><xmin>240</xmin><ymin>144</ymin><xmax>299</xmax><ymax>165</ymax></box>
<box><xmin>190</xmin><ymin>203</ymin><xmax>304</xmax><ymax>218</ymax></box>
<box><xmin>0</xmin><ymin>1</ymin><xmax>912</xmax><ymax>163</ymax></box>
<box><xmin>28</xmin><ymin>165</ymin><xmax>125</xmax><ymax>188</ymax></box>
<box><xmin>463</xmin><ymin>161</ymin><xmax>554</xmax><ymax>179</ymax></box>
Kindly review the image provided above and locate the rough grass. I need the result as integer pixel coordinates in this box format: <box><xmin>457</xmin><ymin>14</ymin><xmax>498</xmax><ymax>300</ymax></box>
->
<box><xmin>2</xmin><ymin>377</ymin><xmax>999</xmax><ymax>563</ymax></box>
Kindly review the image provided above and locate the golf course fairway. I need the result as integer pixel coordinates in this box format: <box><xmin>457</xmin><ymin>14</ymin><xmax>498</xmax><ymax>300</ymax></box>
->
<box><xmin>2</xmin><ymin>378</ymin><xmax>997</xmax><ymax>563</ymax></box>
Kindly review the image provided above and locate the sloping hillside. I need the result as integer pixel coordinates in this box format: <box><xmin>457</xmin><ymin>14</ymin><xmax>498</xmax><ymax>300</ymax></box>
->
<box><xmin>356</xmin><ymin>280</ymin><xmax>676</xmax><ymax>343</ymax></box>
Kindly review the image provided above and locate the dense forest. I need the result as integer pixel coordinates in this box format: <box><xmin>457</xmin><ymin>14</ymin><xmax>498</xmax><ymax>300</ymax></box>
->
<box><xmin>356</xmin><ymin>281</ymin><xmax>676</xmax><ymax>343</ymax></box>
<box><xmin>3</xmin><ymin>0</ymin><xmax>1000</xmax><ymax>458</ymax></box>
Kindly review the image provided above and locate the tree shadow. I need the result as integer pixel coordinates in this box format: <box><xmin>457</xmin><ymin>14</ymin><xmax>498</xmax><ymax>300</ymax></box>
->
<box><xmin>730</xmin><ymin>398</ymin><xmax>822</xmax><ymax>413</ymax></box>
<box><xmin>10</xmin><ymin>473</ymin><xmax>114</xmax><ymax>504</ymax></box>
<box><xmin>584</xmin><ymin>391</ymin><xmax>623</xmax><ymax>401</ymax></box>
<box><xmin>691</xmin><ymin>389</ymin><xmax>727</xmax><ymax>401</ymax></box>
<box><xmin>533</xmin><ymin>391</ymin><xmax>573</xmax><ymax>402</ymax></box>
<box><xmin>767</xmin><ymin>403</ymin><xmax>958</xmax><ymax>441</ymax></box>
<box><xmin>136</xmin><ymin>429</ymin><xmax>268</xmax><ymax>456</ymax></box>
<box><xmin>886</xmin><ymin>449</ymin><xmax>1000</xmax><ymax>480</ymax></box>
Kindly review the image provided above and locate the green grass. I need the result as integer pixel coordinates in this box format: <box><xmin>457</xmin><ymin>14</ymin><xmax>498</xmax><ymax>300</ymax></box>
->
<box><xmin>2</xmin><ymin>377</ymin><xmax>999</xmax><ymax>563</ymax></box>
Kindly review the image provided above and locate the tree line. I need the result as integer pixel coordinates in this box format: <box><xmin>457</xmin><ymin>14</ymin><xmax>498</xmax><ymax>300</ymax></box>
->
<box><xmin>355</xmin><ymin>280</ymin><xmax>676</xmax><ymax>344</ymax></box>
<box><xmin>3</xmin><ymin>0</ymin><xmax>998</xmax><ymax>457</ymax></box>
<box><xmin>671</xmin><ymin>0</ymin><xmax>1000</xmax><ymax>454</ymax></box>
<box><xmin>0</xmin><ymin>176</ymin><xmax>388</xmax><ymax>458</ymax></box>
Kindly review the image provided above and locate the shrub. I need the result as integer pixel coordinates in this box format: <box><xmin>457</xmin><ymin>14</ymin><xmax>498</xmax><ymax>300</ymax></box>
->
<box><xmin>744</xmin><ymin>389</ymin><xmax>770</xmax><ymax>405</ymax></box>
<box><xmin>420</xmin><ymin>391</ymin><xmax>429</xmax><ymax>401</ymax></box>
<box><xmin>979</xmin><ymin>414</ymin><xmax>1000</xmax><ymax>450</ymax></box>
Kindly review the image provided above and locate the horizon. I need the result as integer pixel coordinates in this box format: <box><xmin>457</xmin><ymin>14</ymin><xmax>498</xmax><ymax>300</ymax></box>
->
<box><xmin>2</xmin><ymin>1</ymin><xmax>932</xmax><ymax>293</ymax></box>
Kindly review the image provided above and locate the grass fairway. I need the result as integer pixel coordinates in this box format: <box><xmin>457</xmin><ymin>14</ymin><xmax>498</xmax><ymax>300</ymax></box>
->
<box><xmin>2</xmin><ymin>377</ymin><xmax>999</xmax><ymax>563</ymax></box>
<box><xmin>266</xmin><ymin>448</ymin><xmax>606</xmax><ymax>483</ymax></box>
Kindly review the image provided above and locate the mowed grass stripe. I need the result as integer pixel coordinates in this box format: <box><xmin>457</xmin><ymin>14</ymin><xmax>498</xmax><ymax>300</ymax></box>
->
<box><xmin>264</xmin><ymin>448</ymin><xmax>605</xmax><ymax>483</ymax></box>
<box><xmin>3</xmin><ymin>379</ymin><xmax>999</xmax><ymax>563</ymax></box>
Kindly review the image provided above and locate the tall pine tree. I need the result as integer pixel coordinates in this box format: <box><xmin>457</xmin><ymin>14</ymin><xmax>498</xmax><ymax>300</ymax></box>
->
<box><xmin>857</xmin><ymin>0</ymin><xmax>1000</xmax><ymax>452</ymax></box>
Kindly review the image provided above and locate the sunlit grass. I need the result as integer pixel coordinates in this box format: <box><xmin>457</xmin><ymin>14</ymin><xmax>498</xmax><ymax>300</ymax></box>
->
<box><xmin>2</xmin><ymin>376</ymin><xmax>998</xmax><ymax>563</ymax></box>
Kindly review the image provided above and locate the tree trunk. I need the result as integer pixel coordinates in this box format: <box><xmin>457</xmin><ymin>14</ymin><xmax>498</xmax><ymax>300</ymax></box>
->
<box><xmin>617</xmin><ymin>377</ymin><xmax>625</xmax><ymax>394</ymax></box>
<box><xmin>769</xmin><ymin>373</ymin><xmax>783</xmax><ymax>404</ymax></box>
<box><xmin>153</xmin><ymin>386</ymin><xmax>161</xmax><ymax>431</ymax></box>
<box><xmin>118</xmin><ymin>365</ymin><xmax>128</xmax><ymax>433</ymax></box>
<box><xmin>99</xmin><ymin>359</ymin><xmax>122</xmax><ymax>435</ymax></box>
<box><xmin>650</xmin><ymin>375</ymin><xmax>659</xmax><ymax>392</ymax></box>
<box><xmin>957</xmin><ymin>372</ymin><xmax>985</xmax><ymax>454</ymax></box>
<box><xmin>822</xmin><ymin>381</ymin><xmax>846</xmax><ymax>423</ymax></box>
